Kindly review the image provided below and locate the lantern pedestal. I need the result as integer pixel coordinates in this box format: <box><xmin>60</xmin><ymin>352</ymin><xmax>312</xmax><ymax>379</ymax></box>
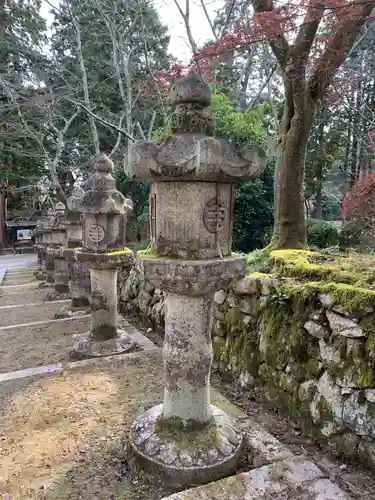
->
<box><xmin>128</xmin><ymin>257</ymin><xmax>245</xmax><ymax>488</ymax></box>
<box><xmin>46</xmin><ymin>246</ymin><xmax>70</xmax><ymax>299</ymax></box>
<box><xmin>69</xmin><ymin>250</ymin><xmax>135</xmax><ymax>359</ymax></box>
<box><xmin>62</xmin><ymin>189</ymin><xmax>91</xmax><ymax>310</ymax></box>
<box><xmin>64</xmin><ymin>248</ymin><xmax>91</xmax><ymax>308</ymax></box>
<box><xmin>53</xmin><ymin>247</ymin><xmax>70</xmax><ymax>293</ymax></box>
<box><xmin>45</xmin><ymin>254</ymin><xmax>55</xmax><ymax>284</ymax></box>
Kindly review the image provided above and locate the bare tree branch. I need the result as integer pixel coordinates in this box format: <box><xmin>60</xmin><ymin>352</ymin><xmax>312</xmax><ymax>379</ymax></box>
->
<box><xmin>291</xmin><ymin>0</ymin><xmax>326</xmax><ymax>64</ymax></box>
<box><xmin>67</xmin><ymin>1</ymin><xmax>100</xmax><ymax>155</ymax></box>
<box><xmin>251</xmin><ymin>0</ymin><xmax>290</xmax><ymax>70</ymax></box>
<box><xmin>67</xmin><ymin>98</ymin><xmax>135</xmax><ymax>141</ymax></box>
<box><xmin>308</xmin><ymin>2</ymin><xmax>375</xmax><ymax>102</ymax></box>
<box><xmin>200</xmin><ymin>0</ymin><xmax>217</xmax><ymax>40</ymax></box>
<box><xmin>173</xmin><ymin>0</ymin><xmax>198</xmax><ymax>54</ymax></box>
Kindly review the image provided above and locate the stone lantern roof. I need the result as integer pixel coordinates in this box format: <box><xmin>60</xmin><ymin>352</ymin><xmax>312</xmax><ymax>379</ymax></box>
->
<box><xmin>128</xmin><ymin>69</ymin><xmax>266</xmax><ymax>183</ymax></box>
<box><xmin>67</xmin><ymin>186</ymin><xmax>84</xmax><ymax>214</ymax></box>
<box><xmin>81</xmin><ymin>154</ymin><xmax>133</xmax><ymax>214</ymax></box>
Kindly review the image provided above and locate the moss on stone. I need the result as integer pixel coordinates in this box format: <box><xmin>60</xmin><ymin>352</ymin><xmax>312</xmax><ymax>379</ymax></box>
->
<box><xmin>155</xmin><ymin>415</ymin><xmax>220</xmax><ymax>453</ymax></box>
<box><xmin>225</xmin><ymin>307</ymin><xmax>243</xmax><ymax>333</ymax></box>
<box><xmin>218</xmin><ymin>323</ymin><xmax>259</xmax><ymax>378</ymax></box>
<box><xmin>155</xmin><ymin>415</ymin><xmax>206</xmax><ymax>434</ymax></box>
<box><xmin>137</xmin><ymin>250</ymin><xmax>179</xmax><ymax>261</ymax></box>
<box><xmin>104</xmin><ymin>248</ymin><xmax>132</xmax><ymax>256</ymax></box>
<box><xmin>258</xmin><ymin>291</ymin><xmax>315</xmax><ymax>372</ymax></box>
<box><xmin>249</xmin><ymin>271</ymin><xmax>273</xmax><ymax>278</ymax></box>
<box><xmin>245</xmin><ymin>248</ymin><xmax>375</xmax><ymax>290</ymax></box>
<box><xmin>309</xmin><ymin>282</ymin><xmax>375</xmax><ymax>314</ymax></box>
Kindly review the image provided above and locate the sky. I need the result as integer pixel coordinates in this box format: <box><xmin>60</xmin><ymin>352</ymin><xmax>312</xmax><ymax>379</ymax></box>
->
<box><xmin>40</xmin><ymin>0</ymin><xmax>224</xmax><ymax>62</ymax></box>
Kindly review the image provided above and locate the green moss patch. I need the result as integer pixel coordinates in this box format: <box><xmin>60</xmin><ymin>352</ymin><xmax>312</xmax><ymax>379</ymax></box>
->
<box><xmin>246</xmin><ymin>248</ymin><xmax>375</xmax><ymax>289</ymax></box>
<box><xmin>104</xmin><ymin>248</ymin><xmax>132</xmax><ymax>256</ymax></box>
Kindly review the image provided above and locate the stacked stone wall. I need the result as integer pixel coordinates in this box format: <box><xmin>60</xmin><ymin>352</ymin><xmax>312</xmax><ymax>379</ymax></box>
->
<box><xmin>118</xmin><ymin>264</ymin><xmax>375</xmax><ymax>469</ymax></box>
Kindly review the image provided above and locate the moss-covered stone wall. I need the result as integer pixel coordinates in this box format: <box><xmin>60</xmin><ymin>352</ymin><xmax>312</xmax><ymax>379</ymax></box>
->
<box><xmin>118</xmin><ymin>251</ymin><xmax>375</xmax><ymax>470</ymax></box>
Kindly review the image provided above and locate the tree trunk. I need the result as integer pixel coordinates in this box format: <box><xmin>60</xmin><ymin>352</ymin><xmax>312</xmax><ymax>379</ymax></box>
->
<box><xmin>312</xmin><ymin>178</ymin><xmax>323</xmax><ymax>220</ymax></box>
<box><xmin>270</xmin><ymin>108</ymin><xmax>313</xmax><ymax>250</ymax></box>
<box><xmin>0</xmin><ymin>177</ymin><xmax>6</xmax><ymax>250</ymax></box>
<box><xmin>0</xmin><ymin>0</ymin><xmax>6</xmax><ymax>250</ymax></box>
<box><xmin>311</xmin><ymin>118</ymin><xmax>324</xmax><ymax>220</ymax></box>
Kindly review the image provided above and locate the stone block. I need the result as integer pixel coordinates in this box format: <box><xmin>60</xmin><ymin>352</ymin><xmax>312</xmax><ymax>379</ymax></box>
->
<box><xmin>326</xmin><ymin>310</ymin><xmax>364</xmax><ymax>338</ymax></box>
<box><xmin>159</xmin><ymin>457</ymin><xmax>327</xmax><ymax>500</ymax></box>
<box><xmin>234</xmin><ymin>276</ymin><xmax>261</xmax><ymax>296</ymax></box>
<box><xmin>365</xmin><ymin>390</ymin><xmax>375</xmax><ymax>403</ymax></box>
<box><xmin>319</xmin><ymin>339</ymin><xmax>341</xmax><ymax>364</ymax></box>
<box><xmin>227</xmin><ymin>294</ymin><xmax>238</xmax><ymax>308</ymax></box>
<box><xmin>310</xmin><ymin>372</ymin><xmax>345</xmax><ymax>437</ymax></box>
<box><xmin>305</xmin><ymin>478</ymin><xmax>351</xmax><ymax>499</ymax></box>
<box><xmin>237</xmin><ymin>371</ymin><xmax>255</xmax><ymax>390</ymax></box>
<box><xmin>214</xmin><ymin>290</ymin><xmax>227</xmax><ymax>305</ymax></box>
<box><xmin>304</xmin><ymin>320</ymin><xmax>327</xmax><ymax>339</ymax></box>
<box><xmin>239</xmin><ymin>418</ymin><xmax>293</xmax><ymax>466</ymax></box>
<box><xmin>259</xmin><ymin>277</ymin><xmax>276</xmax><ymax>296</ymax></box>
<box><xmin>319</xmin><ymin>294</ymin><xmax>333</xmax><ymax>308</ymax></box>
<box><xmin>343</xmin><ymin>392</ymin><xmax>375</xmax><ymax>438</ymax></box>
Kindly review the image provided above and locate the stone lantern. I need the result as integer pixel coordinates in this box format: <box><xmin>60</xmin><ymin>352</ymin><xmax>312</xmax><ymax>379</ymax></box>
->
<box><xmin>63</xmin><ymin>186</ymin><xmax>91</xmax><ymax>308</ymax></box>
<box><xmin>69</xmin><ymin>154</ymin><xmax>135</xmax><ymax>359</ymax></box>
<box><xmin>47</xmin><ymin>201</ymin><xmax>70</xmax><ymax>296</ymax></box>
<box><xmin>34</xmin><ymin>218</ymin><xmax>46</xmax><ymax>279</ymax></box>
<box><xmin>127</xmin><ymin>70</ymin><xmax>266</xmax><ymax>488</ymax></box>
<box><xmin>44</xmin><ymin>208</ymin><xmax>55</xmax><ymax>284</ymax></box>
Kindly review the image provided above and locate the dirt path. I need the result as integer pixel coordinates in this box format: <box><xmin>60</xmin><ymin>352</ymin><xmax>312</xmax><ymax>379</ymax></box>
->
<box><xmin>0</xmin><ymin>289</ymin><xmax>50</xmax><ymax>306</ymax></box>
<box><xmin>0</xmin><ymin>316</ymin><xmax>90</xmax><ymax>373</ymax></box>
<box><xmin>0</xmin><ymin>301</ymin><xmax>70</xmax><ymax>328</ymax></box>
<box><xmin>0</xmin><ymin>351</ymin><xmax>167</xmax><ymax>500</ymax></box>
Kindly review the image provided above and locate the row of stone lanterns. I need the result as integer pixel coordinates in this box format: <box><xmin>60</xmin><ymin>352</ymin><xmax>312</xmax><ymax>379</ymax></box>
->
<box><xmin>34</xmin><ymin>155</ymin><xmax>135</xmax><ymax>359</ymax></box>
<box><xmin>34</xmin><ymin>69</ymin><xmax>266</xmax><ymax>492</ymax></box>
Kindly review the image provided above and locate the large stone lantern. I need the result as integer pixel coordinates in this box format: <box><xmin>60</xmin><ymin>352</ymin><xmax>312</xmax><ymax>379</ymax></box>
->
<box><xmin>70</xmin><ymin>154</ymin><xmax>135</xmax><ymax>359</ymax></box>
<box><xmin>63</xmin><ymin>186</ymin><xmax>91</xmax><ymax>307</ymax></box>
<box><xmin>127</xmin><ymin>70</ymin><xmax>266</xmax><ymax>488</ymax></box>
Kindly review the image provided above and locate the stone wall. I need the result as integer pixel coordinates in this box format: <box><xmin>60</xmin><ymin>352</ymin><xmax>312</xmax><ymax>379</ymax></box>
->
<box><xmin>118</xmin><ymin>261</ymin><xmax>165</xmax><ymax>330</ymax></box>
<box><xmin>118</xmin><ymin>264</ymin><xmax>375</xmax><ymax>470</ymax></box>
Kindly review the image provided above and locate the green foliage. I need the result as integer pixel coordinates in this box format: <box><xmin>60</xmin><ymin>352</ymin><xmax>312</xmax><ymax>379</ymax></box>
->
<box><xmin>0</xmin><ymin>0</ymin><xmax>48</xmax><ymax>221</ymax></box>
<box><xmin>116</xmin><ymin>168</ymin><xmax>148</xmax><ymax>218</ymax></box>
<box><xmin>233</xmin><ymin>166</ymin><xmax>274</xmax><ymax>252</ymax></box>
<box><xmin>116</xmin><ymin>168</ymin><xmax>149</xmax><ymax>242</ymax></box>
<box><xmin>338</xmin><ymin>220</ymin><xmax>362</xmax><ymax>251</ymax></box>
<box><xmin>306</xmin><ymin>218</ymin><xmax>340</xmax><ymax>249</ymax></box>
<box><xmin>211</xmin><ymin>92</ymin><xmax>268</xmax><ymax>149</ymax></box>
<box><xmin>321</xmin><ymin>193</ymin><xmax>341</xmax><ymax>220</ymax></box>
<box><xmin>212</xmin><ymin>93</ymin><xmax>274</xmax><ymax>252</ymax></box>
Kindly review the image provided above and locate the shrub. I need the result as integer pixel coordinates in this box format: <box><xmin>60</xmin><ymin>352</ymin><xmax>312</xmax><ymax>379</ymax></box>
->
<box><xmin>306</xmin><ymin>218</ymin><xmax>340</xmax><ymax>249</ymax></box>
<box><xmin>341</xmin><ymin>174</ymin><xmax>375</xmax><ymax>250</ymax></box>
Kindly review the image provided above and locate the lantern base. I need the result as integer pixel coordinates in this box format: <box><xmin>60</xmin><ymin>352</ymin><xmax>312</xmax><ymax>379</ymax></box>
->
<box><xmin>128</xmin><ymin>403</ymin><xmax>244</xmax><ymax>490</ymax></box>
<box><xmin>46</xmin><ymin>290</ymin><xmax>70</xmax><ymax>301</ymax></box>
<box><xmin>69</xmin><ymin>329</ymin><xmax>136</xmax><ymax>360</ymax></box>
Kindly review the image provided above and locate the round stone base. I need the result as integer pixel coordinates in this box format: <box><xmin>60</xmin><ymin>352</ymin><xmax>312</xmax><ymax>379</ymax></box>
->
<box><xmin>128</xmin><ymin>404</ymin><xmax>244</xmax><ymax>489</ymax></box>
<box><xmin>36</xmin><ymin>271</ymin><xmax>47</xmax><ymax>281</ymax></box>
<box><xmin>46</xmin><ymin>290</ymin><xmax>70</xmax><ymax>301</ymax></box>
<box><xmin>71</xmin><ymin>296</ymin><xmax>90</xmax><ymax>308</ymax></box>
<box><xmin>69</xmin><ymin>329</ymin><xmax>136</xmax><ymax>360</ymax></box>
